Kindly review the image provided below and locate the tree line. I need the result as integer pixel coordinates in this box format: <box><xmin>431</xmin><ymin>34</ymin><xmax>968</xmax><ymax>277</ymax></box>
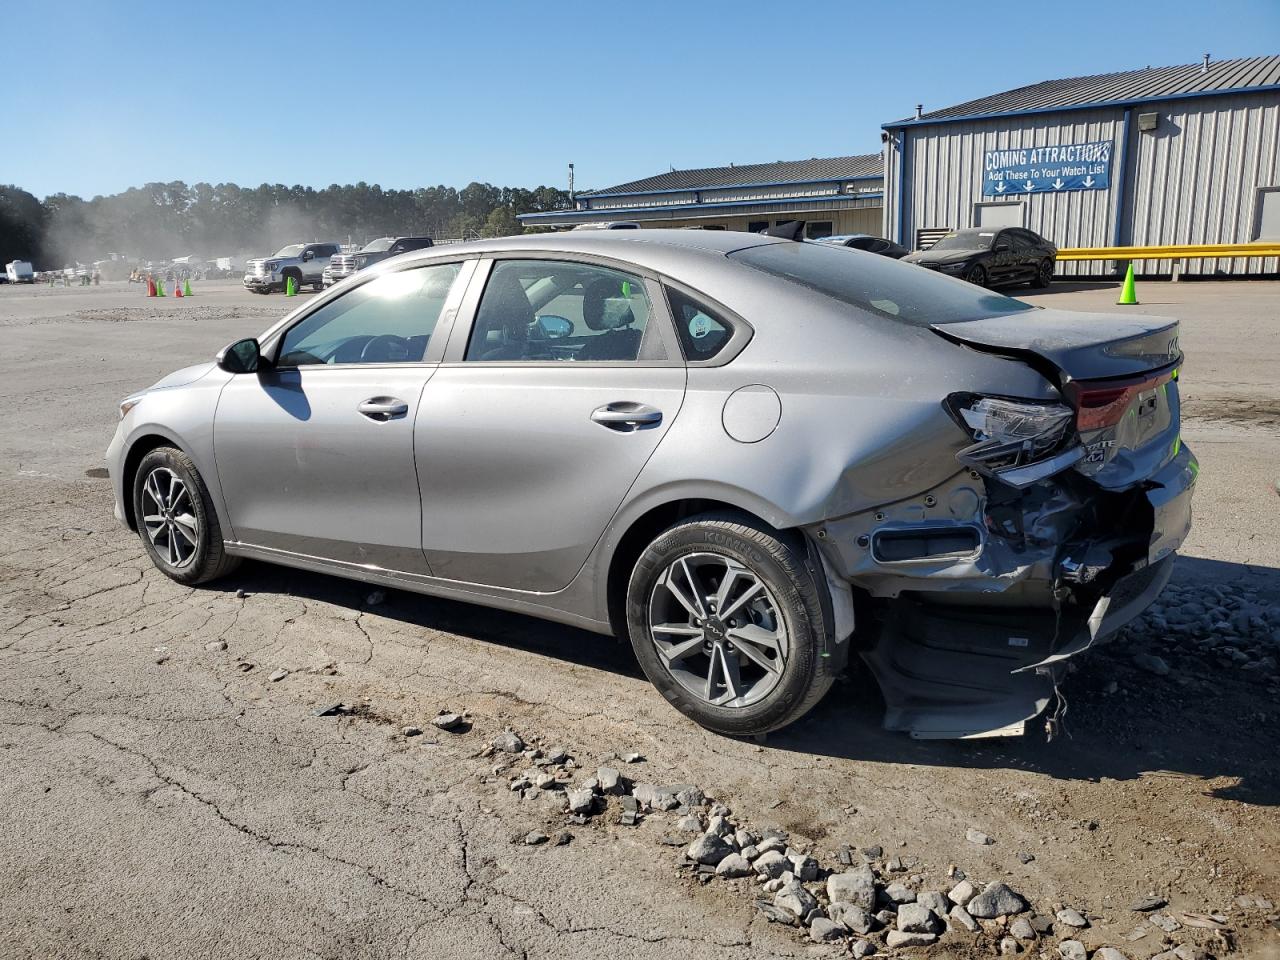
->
<box><xmin>0</xmin><ymin>180</ymin><xmax>575</xmax><ymax>269</ymax></box>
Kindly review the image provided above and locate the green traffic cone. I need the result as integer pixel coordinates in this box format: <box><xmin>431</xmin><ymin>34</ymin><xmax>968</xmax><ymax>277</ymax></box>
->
<box><xmin>1117</xmin><ymin>262</ymin><xmax>1139</xmax><ymax>305</ymax></box>
<box><xmin>183</xmin><ymin>279</ymin><xmax>193</xmax><ymax>297</ymax></box>
<box><xmin>285</xmin><ymin>276</ymin><xmax>296</xmax><ymax>297</ymax></box>
<box><xmin>157</xmin><ymin>279</ymin><xmax>165</xmax><ymax>297</ymax></box>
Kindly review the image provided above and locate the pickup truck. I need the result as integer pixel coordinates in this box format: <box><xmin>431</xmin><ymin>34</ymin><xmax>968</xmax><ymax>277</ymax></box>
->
<box><xmin>243</xmin><ymin>242</ymin><xmax>341</xmax><ymax>294</ymax></box>
<box><xmin>322</xmin><ymin>236</ymin><xmax>434</xmax><ymax>288</ymax></box>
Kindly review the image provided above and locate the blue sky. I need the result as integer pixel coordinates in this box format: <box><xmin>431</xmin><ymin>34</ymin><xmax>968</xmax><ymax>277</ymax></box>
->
<box><xmin>8</xmin><ymin>0</ymin><xmax>1278</xmax><ymax>199</ymax></box>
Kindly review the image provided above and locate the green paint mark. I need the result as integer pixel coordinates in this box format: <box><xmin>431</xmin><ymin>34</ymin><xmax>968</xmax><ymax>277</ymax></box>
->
<box><xmin>1171</xmin><ymin>435</ymin><xmax>1181</xmax><ymax>458</ymax></box>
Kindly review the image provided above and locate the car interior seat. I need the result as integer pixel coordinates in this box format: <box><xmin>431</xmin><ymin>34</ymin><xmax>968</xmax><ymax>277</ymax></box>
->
<box><xmin>476</xmin><ymin>268</ymin><xmax>535</xmax><ymax>361</ymax></box>
<box><xmin>577</xmin><ymin>277</ymin><xmax>642</xmax><ymax>361</ymax></box>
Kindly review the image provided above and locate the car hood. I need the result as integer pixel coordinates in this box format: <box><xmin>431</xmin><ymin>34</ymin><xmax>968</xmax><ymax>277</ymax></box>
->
<box><xmin>933</xmin><ymin>308</ymin><xmax>1180</xmax><ymax>380</ymax></box>
<box><xmin>147</xmin><ymin>361</ymin><xmax>217</xmax><ymax>392</ymax></box>
<box><xmin>905</xmin><ymin>250</ymin><xmax>977</xmax><ymax>266</ymax></box>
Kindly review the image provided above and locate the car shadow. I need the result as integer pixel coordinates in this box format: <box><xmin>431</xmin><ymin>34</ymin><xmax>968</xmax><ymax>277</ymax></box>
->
<box><xmin>1017</xmin><ymin>280</ymin><xmax>1120</xmax><ymax>297</ymax></box>
<box><xmin>215</xmin><ymin>554</ymin><xmax>1279</xmax><ymax>807</ymax></box>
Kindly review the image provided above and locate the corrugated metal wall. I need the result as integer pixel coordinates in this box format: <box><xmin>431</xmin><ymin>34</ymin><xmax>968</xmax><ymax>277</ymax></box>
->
<box><xmin>587</xmin><ymin>179</ymin><xmax>883</xmax><ymax>211</ymax></box>
<box><xmin>885</xmin><ymin>89</ymin><xmax>1280</xmax><ymax>276</ymax></box>
<box><xmin>1126</xmin><ymin>90</ymin><xmax>1280</xmax><ymax>275</ymax></box>
<box><xmin>889</xmin><ymin>107</ymin><xmax>1127</xmax><ymax>276</ymax></box>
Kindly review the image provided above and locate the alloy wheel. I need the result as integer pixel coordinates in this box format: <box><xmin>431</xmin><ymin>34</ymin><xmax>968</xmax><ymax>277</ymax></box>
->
<box><xmin>647</xmin><ymin>552</ymin><xmax>789</xmax><ymax>708</ymax></box>
<box><xmin>140</xmin><ymin>467</ymin><xmax>199</xmax><ymax>568</ymax></box>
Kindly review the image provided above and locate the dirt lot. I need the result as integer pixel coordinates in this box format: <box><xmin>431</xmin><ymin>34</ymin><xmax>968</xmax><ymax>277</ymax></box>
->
<box><xmin>1</xmin><ymin>278</ymin><xmax>1277</xmax><ymax>960</ymax></box>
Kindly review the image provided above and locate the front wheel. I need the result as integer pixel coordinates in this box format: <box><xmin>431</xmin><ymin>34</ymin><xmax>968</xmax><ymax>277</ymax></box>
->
<box><xmin>132</xmin><ymin>446</ymin><xmax>240</xmax><ymax>585</ymax></box>
<box><xmin>964</xmin><ymin>264</ymin><xmax>987</xmax><ymax>287</ymax></box>
<box><xmin>1031</xmin><ymin>259</ymin><xmax>1054</xmax><ymax>288</ymax></box>
<box><xmin>625</xmin><ymin>512</ymin><xmax>835</xmax><ymax>736</ymax></box>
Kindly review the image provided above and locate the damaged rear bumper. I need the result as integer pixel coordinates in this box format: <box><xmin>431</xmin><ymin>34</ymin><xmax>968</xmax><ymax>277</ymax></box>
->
<box><xmin>815</xmin><ymin>444</ymin><xmax>1197</xmax><ymax>738</ymax></box>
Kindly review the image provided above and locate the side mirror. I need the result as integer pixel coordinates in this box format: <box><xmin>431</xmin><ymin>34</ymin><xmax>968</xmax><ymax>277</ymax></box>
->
<box><xmin>302</xmin><ymin>250</ymin><xmax>314</xmax><ymax>261</ymax></box>
<box><xmin>217</xmin><ymin>338</ymin><xmax>261</xmax><ymax>373</ymax></box>
<box><xmin>533</xmin><ymin>315</ymin><xmax>573</xmax><ymax>340</ymax></box>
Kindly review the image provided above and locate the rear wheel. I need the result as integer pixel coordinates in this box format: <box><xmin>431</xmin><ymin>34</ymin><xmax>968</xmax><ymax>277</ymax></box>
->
<box><xmin>132</xmin><ymin>447</ymin><xmax>239</xmax><ymax>585</ymax></box>
<box><xmin>625</xmin><ymin>512</ymin><xmax>835</xmax><ymax>736</ymax></box>
<box><xmin>964</xmin><ymin>264</ymin><xmax>987</xmax><ymax>287</ymax></box>
<box><xmin>1031</xmin><ymin>259</ymin><xmax>1054</xmax><ymax>288</ymax></box>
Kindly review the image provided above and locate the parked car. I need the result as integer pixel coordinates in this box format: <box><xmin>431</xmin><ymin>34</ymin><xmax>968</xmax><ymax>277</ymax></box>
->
<box><xmin>6</xmin><ymin>260</ymin><xmax>35</xmax><ymax>283</ymax></box>
<box><xmin>816</xmin><ymin>234</ymin><xmax>909</xmax><ymax>259</ymax></box>
<box><xmin>323</xmin><ymin>237</ymin><xmax>435</xmax><ymax>288</ymax></box>
<box><xmin>243</xmin><ymin>242</ymin><xmax>341</xmax><ymax>294</ymax></box>
<box><xmin>107</xmin><ymin>230</ymin><xmax>1193</xmax><ymax>739</ymax></box>
<box><xmin>904</xmin><ymin>227</ymin><xmax>1057</xmax><ymax>288</ymax></box>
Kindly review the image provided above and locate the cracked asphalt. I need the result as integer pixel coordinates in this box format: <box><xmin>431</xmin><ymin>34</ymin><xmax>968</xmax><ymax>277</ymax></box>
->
<box><xmin>1</xmin><ymin>279</ymin><xmax>1277</xmax><ymax>959</ymax></box>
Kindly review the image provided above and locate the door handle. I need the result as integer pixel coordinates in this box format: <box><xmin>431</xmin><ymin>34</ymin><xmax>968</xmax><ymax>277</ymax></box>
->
<box><xmin>357</xmin><ymin>397</ymin><xmax>409</xmax><ymax>421</ymax></box>
<box><xmin>591</xmin><ymin>402</ymin><xmax>662</xmax><ymax>431</ymax></box>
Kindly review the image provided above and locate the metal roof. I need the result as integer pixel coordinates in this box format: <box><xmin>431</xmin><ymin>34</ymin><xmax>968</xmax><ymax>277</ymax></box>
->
<box><xmin>585</xmin><ymin>154</ymin><xmax>882</xmax><ymax>198</ymax></box>
<box><xmin>888</xmin><ymin>55</ymin><xmax>1280</xmax><ymax>126</ymax></box>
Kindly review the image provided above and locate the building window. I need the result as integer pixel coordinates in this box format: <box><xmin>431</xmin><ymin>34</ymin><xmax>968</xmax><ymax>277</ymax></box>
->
<box><xmin>747</xmin><ymin>220</ymin><xmax>769</xmax><ymax>233</ymax></box>
<box><xmin>973</xmin><ymin>202</ymin><xmax>1025</xmax><ymax>229</ymax></box>
<box><xmin>1255</xmin><ymin>187</ymin><xmax>1280</xmax><ymax>241</ymax></box>
<box><xmin>805</xmin><ymin>221</ymin><xmax>834</xmax><ymax>239</ymax></box>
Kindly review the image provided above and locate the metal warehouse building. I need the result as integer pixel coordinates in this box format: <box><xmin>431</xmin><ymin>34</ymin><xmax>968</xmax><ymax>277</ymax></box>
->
<box><xmin>882</xmin><ymin>55</ymin><xmax>1280</xmax><ymax>276</ymax></box>
<box><xmin>519</xmin><ymin>155</ymin><xmax>883</xmax><ymax>236</ymax></box>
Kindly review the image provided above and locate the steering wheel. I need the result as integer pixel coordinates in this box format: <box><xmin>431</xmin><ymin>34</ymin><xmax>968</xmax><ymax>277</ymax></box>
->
<box><xmin>360</xmin><ymin>334</ymin><xmax>414</xmax><ymax>363</ymax></box>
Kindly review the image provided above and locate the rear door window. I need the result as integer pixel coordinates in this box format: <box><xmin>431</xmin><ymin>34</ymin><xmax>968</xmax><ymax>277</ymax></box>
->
<box><xmin>730</xmin><ymin>241</ymin><xmax>1034</xmax><ymax>325</ymax></box>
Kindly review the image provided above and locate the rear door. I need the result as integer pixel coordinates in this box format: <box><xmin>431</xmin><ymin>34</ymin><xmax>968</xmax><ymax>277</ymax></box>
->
<box><xmin>415</xmin><ymin>256</ymin><xmax>686</xmax><ymax>592</ymax></box>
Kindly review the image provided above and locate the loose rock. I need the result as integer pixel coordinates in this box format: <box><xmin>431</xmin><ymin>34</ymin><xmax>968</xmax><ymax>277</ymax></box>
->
<box><xmin>204</xmin><ymin>640</ymin><xmax>227</xmax><ymax>652</ymax></box>
<box><xmin>897</xmin><ymin>903</ymin><xmax>940</xmax><ymax>934</ymax></box>
<box><xmin>1056</xmin><ymin>908</ymin><xmax>1089</xmax><ymax>929</ymax></box>
<box><xmin>774</xmin><ymin>879</ymin><xmax>819</xmax><ymax>921</ymax></box>
<box><xmin>827</xmin><ymin>866</ymin><xmax>877</xmax><ymax>910</ymax></box>
<box><xmin>830</xmin><ymin>902</ymin><xmax>875</xmax><ymax>934</ymax></box>
<box><xmin>715</xmin><ymin>853</ymin><xmax>753</xmax><ymax>878</ymax></box>
<box><xmin>884</xmin><ymin>882</ymin><xmax>915</xmax><ymax>905</ymax></box>
<box><xmin>918</xmin><ymin>891</ymin><xmax>949</xmax><ymax>916</ymax></box>
<box><xmin>810</xmin><ymin>917</ymin><xmax>845</xmax><ymax>943</ymax></box>
<box><xmin>1058</xmin><ymin>940</ymin><xmax>1087</xmax><ymax>960</ymax></box>
<box><xmin>851</xmin><ymin>940</ymin><xmax>876</xmax><ymax>958</ymax></box>
<box><xmin>966</xmin><ymin>828</ymin><xmax>994</xmax><ymax>846</ymax></box>
<box><xmin>596</xmin><ymin>766</ymin><xmax>622</xmax><ymax>794</ymax></box>
<box><xmin>1000</xmin><ymin>936</ymin><xmax>1021</xmax><ymax>955</ymax></box>
<box><xmin>1010</xmin><ymin>917</ymin><xmax>1037</xmax><ymax>940</ymax></box>
<box><xmin>1149</xmin><ymin>913</ymin><xmax>1181</xmax><ymax>933</ymax></box>
<box><xmin>676</xmin><ymin>815</ymin><xmax>702</xmax><ymax>833</ymax></box>
<box><xmin>1094</xmin><ymin>949</ymin><xmax>1129</xmax><ymax>960</ymax></box>
<box><xmin>565</xmin><ymin>787</ymin><xmax>594</xmax><ymax>815</ymax></box>
<box><xmin>885</xmin><ymin>930</ymin><xmax>937</xmax><ymax>948</ymax></box>
<box><xmin>493</xmin><ymin>731</ymin><xmax>525</xmax><ymax>753</ymax></box>
<box><xmin>949</xmin><ymin>905</ymin><xmax>979</xmax><ymax>932</ymax></box>
<box><xmin>400</xmin><ymin>725</ymin><xmax>422</xmax><ymax>737</ymax></box>
<box><xmin>1129</xmin><ymin>896</ymin><xmax>1167</xmax><ymax>912</ymax></box>
<box><xmin>967</xmin><ymin>882</ymin><xmax>1028</xmax><ymax>919</ymax></box>
<box><xmin>686</xmin><ymin>831</ymin><xmax>733</xmax><ymax>865</ymax></box>
<box><xmin>523</xmin><ymin>830</ymin><xmax>548</xmax><ymax>845</ymax></box>
<box><xmin>754</xmin><ymin>850</ymin><xmax>791</xmax><ymax>880</ymax></box>
<box><xmin>366</xmin><ymin>590</ymin><xmax>385</xmax><ymax>606</ymax></box>
<box><xmin>948</xmin><ymin>879</ymin><xmax>977</xmax><ymax>905</ymax></box>
<box><xmin>431</xmin><ymin>712</ymin><xmax>465</xmax><ymax>731</ymax></box>
<box><xmin>755</xmin><ymin>899</ymin><xmax>798</xmax><ymax>926</ymax></box>
<box><xmin>1133</xmin><ymin>652</ymin><xmax>1171</xmax><ymax>675</ymax></box>
<box><xmin>267</xmin><ymin>668</ymin><xmax>288</xmax><ymax>682</ymax></box>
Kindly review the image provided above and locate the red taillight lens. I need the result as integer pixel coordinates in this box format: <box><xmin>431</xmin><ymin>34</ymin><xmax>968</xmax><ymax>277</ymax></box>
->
<box><xmin>1066</xmin><ymin>368</ymin><xmax>1175</xmax><ymax>431</ymax></box>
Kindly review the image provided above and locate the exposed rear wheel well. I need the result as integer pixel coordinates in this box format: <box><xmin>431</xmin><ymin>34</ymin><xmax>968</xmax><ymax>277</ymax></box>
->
<box><xmin>605</xmin><ymin>498</ymin><xmax>803</xmax><ymax>640</ymax></box>
<box><xmin>121</xmin><ymin>435</ymin><xmax>181</xmax><ymax>530</ymax></box>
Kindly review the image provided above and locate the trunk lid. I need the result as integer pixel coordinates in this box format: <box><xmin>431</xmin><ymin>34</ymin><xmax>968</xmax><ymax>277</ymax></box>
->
<box><xmin>934</xmin><ymin>308</ymin><xmax>1185</xmax><ymax>489</ymax></box>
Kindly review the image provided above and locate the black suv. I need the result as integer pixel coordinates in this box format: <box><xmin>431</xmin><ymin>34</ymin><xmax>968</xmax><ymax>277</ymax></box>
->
<box><xmin>904</xmin><ymin>227</ymin><xmax>1057</xmax><ymax>288</ymax></box>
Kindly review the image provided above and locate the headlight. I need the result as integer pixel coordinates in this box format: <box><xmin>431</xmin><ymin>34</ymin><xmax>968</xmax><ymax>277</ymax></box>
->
<box><xmin>946</xmin><ymin>394</ymin><xmax>1074</xmax><ymax>472</ymax></box>
<box><xmin>937</xmin><ymin>261</ymin><xmax>967</xmax><ymax>272</ymax></box>
<box><xmin>119</xmin><ymin>395</ymin><xmax>145</xmax><ymax>419</ymax></box>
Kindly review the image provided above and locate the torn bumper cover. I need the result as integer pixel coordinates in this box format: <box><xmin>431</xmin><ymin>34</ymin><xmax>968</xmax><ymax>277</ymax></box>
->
<box><xmin>815</xmin><ymin>444</ymin><xmax>1197</xmax><ymax>739</ymax></box>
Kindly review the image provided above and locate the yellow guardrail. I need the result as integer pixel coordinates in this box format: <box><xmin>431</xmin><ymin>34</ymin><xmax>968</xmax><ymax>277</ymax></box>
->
<box><xmin>1056</xmin><ymin>243</ymin><xmax>1280</xmax><ymax>261</ymax></box>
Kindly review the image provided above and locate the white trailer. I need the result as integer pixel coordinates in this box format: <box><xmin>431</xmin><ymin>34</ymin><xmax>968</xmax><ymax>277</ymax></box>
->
<box><xmin>5</xmin><ymin>260</ymin><xmax>35</xmax><ymax>283</ymax></box>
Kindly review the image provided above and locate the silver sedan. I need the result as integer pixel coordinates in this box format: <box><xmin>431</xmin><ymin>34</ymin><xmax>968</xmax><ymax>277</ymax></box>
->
<box><xmin>106</xmin><ymin>230</ymin><xmax>1196</xmax><ymax>738</ymax></box>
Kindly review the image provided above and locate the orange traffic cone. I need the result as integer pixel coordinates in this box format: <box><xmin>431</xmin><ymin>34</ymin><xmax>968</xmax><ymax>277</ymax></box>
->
<box><xmin>146</xmin><ymin>277</ymin><xmax>156</xmax><ymax>297</ymax></box>
<box><xmin>174</xmin><ymin>280</ymin><xmax>183</xmax><ymax>298</ymax></box>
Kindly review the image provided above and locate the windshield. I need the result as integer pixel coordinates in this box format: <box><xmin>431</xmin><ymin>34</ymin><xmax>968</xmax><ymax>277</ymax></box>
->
<box><xmin>730</xmin><ymin>241</ymin><xmax>1034</xmax><ymax>325</ymax></box>
<box><xmin>928</xmin><ymin>230</ymin><xmax>994</xmax><ymax>252</ymax></box>
<box><xmin>361</xmin><ymin>238</ymin><xmax>395</xmax><ymax>253</ymax></box>
<box><xmin>271</xmin><ymin>244</ymin><xmax>305</xmax><ymax>258</ymax></box>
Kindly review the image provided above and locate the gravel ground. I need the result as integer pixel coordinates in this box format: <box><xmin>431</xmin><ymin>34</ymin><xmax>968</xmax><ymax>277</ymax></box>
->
<box><xmin>0</xmin><ymin>278</ymin><xmax>1277</xmax><ymax>960</ymax></box>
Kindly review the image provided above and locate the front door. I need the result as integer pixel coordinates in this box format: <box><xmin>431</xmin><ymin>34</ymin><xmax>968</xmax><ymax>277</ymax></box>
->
<box><xmin>214</xmin><ymin>261</ymin><xmax>468</xmax><ymax>571</ymax></box>
<box><xmin>416</xmin><ymin>258</ymin><xmax>686</xmax><ymax>592</ymax></box>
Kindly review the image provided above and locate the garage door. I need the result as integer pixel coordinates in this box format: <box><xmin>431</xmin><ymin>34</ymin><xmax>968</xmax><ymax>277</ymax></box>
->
<box><xmin>974</xmin><ymin>202</ymin><xmax>1025</xmax><ymax>228</ymax></box>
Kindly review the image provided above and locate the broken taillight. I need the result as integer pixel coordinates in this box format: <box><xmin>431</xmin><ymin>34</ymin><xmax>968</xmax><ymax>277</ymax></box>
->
<box><xmin>1064</xmin><ymin>367</ymin><xmax>1176</xmax><ymax>431</ymax></box>
<box><xmin>945</xmin><ymin>394</ymin><xmax>1074</xmax><ymax>471</ymax></box>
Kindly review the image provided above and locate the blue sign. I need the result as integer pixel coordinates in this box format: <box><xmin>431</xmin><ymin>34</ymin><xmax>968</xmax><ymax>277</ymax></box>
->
<box><xmin>982</xmin><ymin>140</ymin><xmax>1113</xmax><ymax>196</ymax></box>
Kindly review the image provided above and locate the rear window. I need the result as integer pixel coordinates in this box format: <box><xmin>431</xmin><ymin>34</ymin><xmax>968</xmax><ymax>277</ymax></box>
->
<box><xmin>730</xmin><ymin>241</ymin><xmax>1034</xmax><ymax>325</ymax></box>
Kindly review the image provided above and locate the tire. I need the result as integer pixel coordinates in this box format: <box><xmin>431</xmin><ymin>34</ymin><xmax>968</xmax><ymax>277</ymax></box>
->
<box><xmin>964</xmin><ymin>264</ymin><xmax>987</xmax><ymax>287</ymax></box>
<box><xmin>625</xmin><ymin>511</ymin><xmax>836</xmax><ymax>736</ymax></box>
<box><xmin>310</xmin><ymin>281</ymin><xmax>323</xmax><ymax>292</ymax></box>
<box><xmin>1031</xmin><ymin>259</ymin><xmax>1054</xmax><ymax>288</ymax></box>
<box><xmin>132</xmin><ymin>446</ymin><xmax>240</xmax><ymax>586</ymax></box>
